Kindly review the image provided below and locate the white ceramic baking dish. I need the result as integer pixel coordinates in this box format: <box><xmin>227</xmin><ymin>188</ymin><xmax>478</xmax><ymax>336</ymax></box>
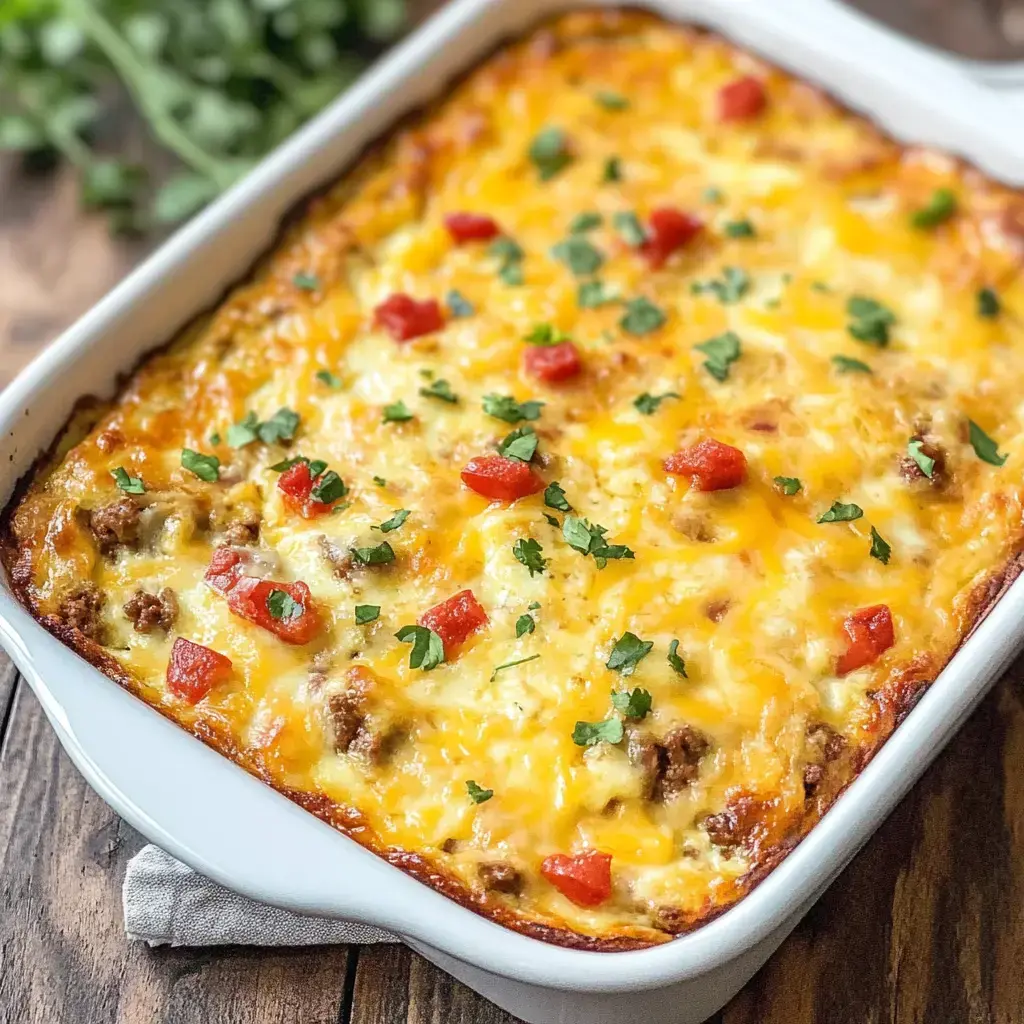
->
<box><xmin>2</xmin><ymin>2</ymin><xmax>1023</xmax><ymax>1022</ymax></box>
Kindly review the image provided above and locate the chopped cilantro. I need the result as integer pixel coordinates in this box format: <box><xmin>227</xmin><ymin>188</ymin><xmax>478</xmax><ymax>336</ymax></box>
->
<box><xmin>355</xmin><ymin>604</ymin><xmax>380</xmax><ymax>625</ymax></box>
<box><xmin>497</xmin><ymin>426</ymin><xmax>538</xmax><ymax>462</ymax></box>
<box><xmin>619</xmin><ymin>297</ymin><xmax>666</xmax><ymax>335</ymax></box>
<box><xmin>847</xmin><ymin>296</ymin><xmax>895</xmax><ymax>347</ymax></box>
<box><xmin>911</xmin><ymin>188</ymin><xmax>957</xmax><ymax>229</ymax></box>
<box><xmin>563</xmin><ymin>516</ymin><xmax>634</xmax><ymax>568</ymax></box>
<box><xmin>817</xmin><ymin>501</ymin><xmax>864</xmax><ymax>523</ymax></box>
<box><xmin>293</xmin><ymin>272</ymin><xmax>320</xmax><ymax>291</ymax></box>
<box><xmin>906</xmin><ymin>439</ymin><xmax>935</xmax><ymax>479</ymax></box>
<box><xmin>419</xmin><ymin>379</ymin><xmax>458</xmax><ymax>404</ymax></box>
<box><xmin>490</xmin><ymin>654</ymin><xmax>540</xmax><ymax>682</ymax></box>
<box><xmin>570</xmin><ymin>211</ymin><xmax>603</xmax><ymax>233</ymax></box>
<box><xmin>316</xmin><ymin>369</ymin><xmax>342</xmax><ymax>389</ymax></box>
<box><xmin>209</xmin><ymin>432</ymin><xmax>221</xmax><ymax>445</ymax></box>
<box><xmin>543</xmin><ymin>513</ymin><xmax>561</xmax><ymax>528</ymax></box>
<box><xmin>723</xmin><ymin>219</ymin><xmax>756</xmax><ymax>238</ymax></box>
<box><xmin>490</xmin><ymin>236</ymin><xmax>524</xmax><ymax>286</ymax></box>
<box><xmin>606</xmin><ymin>632</ymin><xmax>653</xmax><ymax>676</ymax></box>
<box><xmin>594</xmin><ymin>90</ymin><xmax>629</xmax><ymax>110</ymax></box>
<box><xmin>524</xmin><ymin>323</ymin><xmax>569</xmax><ymax>346</ymax></box>
<box><xmin>695</xmin><ymin>331</ymin><xmax>741</xmax><ymax>382</ymax></box>
<box><xmin>256</xmin><ymin>408</ymin><xmax>299</xmax><ymax>445</ymax></box>
<box><xmin>516</xmin><ymin>613</ymin><xmax>535</xmax><ymax>637</ymax></box>
<box><xmin>382</xmin><ymin>400</ymin><xmax>413</xmax><ymax>423</ymax></box>
<box><xmin>482</xmin><ymin>393</ymin><xmax>544</xmax><ymax>424</ymax></box>
<box><xmin>111</xmin><ymin>467</ymin><xmax>145</xmax><ymax>494</ymax></box>
<box><xmin>311</xmin><ymin>470</ymin><xmax>347</xmax><ymax>505</ymax></box>
<box><xmin>551</xmin><ymin>236</ymin><xmax>604</xmax><ymax>277</ymax></box>
<box><xmin>634</xmin><ymin>391</ymin><xmax>679</xmax><ymax>415</ymax></box>
<box><xmin>372</xmin><ymin>476</ymin><xmax>387</xmax><ymax>487</ymax></box>
<box><xmin>226</xmin><ymin>411</ymin><xmax>260</xmax><ymax>448</ymax></box>
<box><xmin>395</xmin><ymin>624</ymin><xmax>444</xmax><ymax>670</ymax></box>
<box><xmin>610</xmin><ymin>686</ymin><xmax>652</xmax><ymax>719</ymax></box>
<box><xmin>266</xmin><ymin>589</ymin><xmax>302</xmax><ymax>621</ymax></box>
<box><xmin>572</xmin><ymin>718</ymin><xmax>624</xmax><ymax>747</ymax></box>
<box><xmin>376</xmin><ymin>509</ymin><xmax>410</xmax><ymax>534</ymax></box>
<box><xmin>978</xmin><ymin>288</ymin><xmax>1001</xmax><ymax>319</ymax></box>
<box><xmin>774</xmin><ymin>476</ymin><xmax>802</xmax><ymax>495</ymax></box>
<box><xmin>602</xmin><ymin>156</ymin><xmax>622</xmax><ymax>183</ymax></box>
<box><xmin>667</xmin><ymin>639</ymin><xmax>688</xmax><ymax>678</ymax></box>
<box><xmin>832</xmin><ymin>354</ymin><xmax>872</xmax><ymax>374</ymax></box>
<box><xmin>529</xmin><ymin>127</ymin><xmax>573</xmax><ymax>181</ymax></box>
<box><xmin>869</xmin><ymin>526</ymin><xmax>891</xmax><ymax>564</ymax></box>
<box><xmin>181</xmin><ymin>448</ymin><xmax>219</xmax><ymax>483</ymax></box>
<box><xmin>513</xmin><ymin>537</ymin><xmax>547</xmax><ymax>577</ymax></box>
<box><xmin>691</xmin><ymin>266</ymin><xmax>750</xmax><ymax>305</ymax></box>
<box><xmin>968</xmin><ymin>420</ymin><xmax>1007</xmax><ymax>466</ymax></box>
<box><xmin>466</xmin><ymin>780</ymin><xmax>493</xmax><ymax>804</ymax></box>
<box><xmin>701</xmin><ymin>186</ymin><xmax>724</xmax><ymax>203</ymax></box>
<box><xmin>612</xmin><ymin>211</ymin><xmax>646</xmax><ymax>247</ymax></box>
<box><xmin>544</xmin><ymin>481</ymin><xmax>572</xmax><ymax>512</ymax></box>
<box><xmin>351</xmin><ymin>541</ymin><xmax>395</xmax><ymax>565</ymax></box>
<box><xmin>577</xmin><ymin>279</ymin><xmax>619</xmax><ymax>308</ymax></box>
<box><xmin>446</xmin><ymin>290</ymin><xmax>474</xmax><ymax>318</ymax></box>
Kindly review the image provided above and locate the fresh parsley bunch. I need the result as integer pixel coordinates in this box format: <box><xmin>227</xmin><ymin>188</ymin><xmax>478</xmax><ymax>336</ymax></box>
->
<box><xmin>0</xmin><ymin>0</ymin><xmax>406</xmax><ymax>231</ymax></box>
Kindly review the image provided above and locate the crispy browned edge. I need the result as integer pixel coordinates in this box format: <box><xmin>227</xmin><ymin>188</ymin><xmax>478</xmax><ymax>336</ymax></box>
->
<box><xmin>2</xmin><ymin>5</ymin><xmax>1024</xmax><ymax>952</ymax></box>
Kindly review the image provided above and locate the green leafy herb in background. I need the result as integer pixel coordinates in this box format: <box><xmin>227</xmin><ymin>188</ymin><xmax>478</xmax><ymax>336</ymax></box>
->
<box><xmin>0</xmin><ymin>0</ymin><xmax>407</xmax><ymax>232</ymax></box>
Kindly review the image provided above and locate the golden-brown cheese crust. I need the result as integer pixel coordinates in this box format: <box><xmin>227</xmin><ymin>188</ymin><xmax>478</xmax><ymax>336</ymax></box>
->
<box><xmin>6</xmin><ymin>9</ymin><xmax>1024</xmax><ymax>949</ymax></box>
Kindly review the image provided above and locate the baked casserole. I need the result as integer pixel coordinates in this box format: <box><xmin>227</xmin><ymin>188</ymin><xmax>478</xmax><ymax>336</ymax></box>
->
<box><xmin>6</xmin><ymin>8</ymin><xmax>1024</xmax><ymax>949</ymax></box>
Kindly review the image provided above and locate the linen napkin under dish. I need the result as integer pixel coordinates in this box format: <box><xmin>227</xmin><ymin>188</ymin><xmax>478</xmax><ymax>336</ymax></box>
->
<box><xmin>124</xmin><ymin>844</ymin><xmax>396</xmax><ymax>947</ymax></box>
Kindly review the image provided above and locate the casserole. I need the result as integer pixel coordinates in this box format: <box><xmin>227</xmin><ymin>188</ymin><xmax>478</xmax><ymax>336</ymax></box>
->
<box><xmin>1</xmin><ymin>0</ymin><xmax>1024</xmax><ymax>1020</ymax></box>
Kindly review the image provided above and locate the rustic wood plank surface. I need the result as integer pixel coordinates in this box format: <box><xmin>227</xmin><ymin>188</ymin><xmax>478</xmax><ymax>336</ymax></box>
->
<box><xmin>2</xmin><ymin>4</ymin><xmax>1024</xmax><ymax>1023</ymax></box>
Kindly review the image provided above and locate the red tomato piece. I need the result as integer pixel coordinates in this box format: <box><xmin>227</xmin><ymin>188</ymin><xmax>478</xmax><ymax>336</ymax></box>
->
<box><xmin>664</xmin><ymin>439</ymin><xmax>748</xmax><ymax>491</ymax></box>
<box><xmin>276</xmin><ymin>461</ymin><xmax>337</xmax><ymax>519</ymax></box>
<box><xmin>204</xmin><ymin>546</ymin><xmax>245</xmax><ymax>594</ymax></box>
<box><xmin>540</xmin><ymin>851</ymin><xmax>613</xmax><ymax>908</ymax></box>
<box><xmin>166</xmin><ymin>637</ymin><xmax>233</xmax><ymax>705</ymax></box>
<box><xmin>444</xmin><ymin>212</ymin><xmax>500</xmax><ymax>244</ymax></box>
<box><xmin>374</xmin><ymin>293</ymin><xmax>444</xmax><ymax>342</ymax></box>
<box><xmin>718</xmin><ymin>76</ymin><xmax>767</xmax><ymax>121</ymax></box>
<box><xmin>836</xmin><ymin>605</ymin><xmax>895</xmax><ymax>676</ymax></box>
<box><xmin>523</xmin><ymin>341</ymin><xmax>582</xmax><ymax>383</ymax></box>
<box><xmin>461</xmin><ymin>455</ymin><xmax>544</xmax><ymax>502</ymax></box>
<box><xmin>419</xmin><ymin>589</ymin><xmax>489</xmax><ymax>650</ymax></box>
<box><xmin>640</xmin><ymin>207</ymin><xmax>704</xmax><ymax>269</ymax></box>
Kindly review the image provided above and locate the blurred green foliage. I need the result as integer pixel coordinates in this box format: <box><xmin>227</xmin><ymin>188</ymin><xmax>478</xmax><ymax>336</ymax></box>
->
<box><xmin>0</xmin><ymin>0</ymin><xmax>407</xmax><ymax>230</ymax></box>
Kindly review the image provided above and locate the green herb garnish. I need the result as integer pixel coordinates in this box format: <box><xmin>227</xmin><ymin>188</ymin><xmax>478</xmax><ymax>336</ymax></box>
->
<box><xmin>395</xmin><ymin>624</ymin><xmax>445</xmax><ymax>670</ymax></box>
<box><xmin>847</xmin><ymin>296</ymin><xmax>895</xmax><ymax>347</ymax></box>
<box><xmin>311</xmin><ymin>470</ymin><xmax>347</xmax><ymax>505</ymax></box>
<box><xmin>316</xmin><ymin>369</ymin><xmax>342</xmax><ymax>389</ymax></box>
<box><xmin>594</xmin><ymin>90</ymin><xmax>629</xmax><ymax>110</ymax></box>
<box><xmin>691</xmin><ymin>266</ymin><xmax>750</xmax><ymax>305</ymax></box>
<box><xmin>375</xmin><ymin>509</ymin><xmax>410</xmax><ymax>534</ymax></box>
<box><xmin>978</xmin><ymin>288</ymin><xmax>1001</xmax><ymax>319</ymax></box>
<box><xmin>570</xmin><ymin>211</ymin><xmax>603</xmax><ymax>233</ymax></box>
<box><xmin>619</xmin><ymin>297</ymin><xmax>666</xmax><ymax>335</ymax></box>
<box><xmin>906</xmin><ymin>439</ymin><xmax>935</xmax><ymax>479</ymax></box>
<box><xmin>266</xmin><ymin>589</ymin><xmax>302</xmax><ymax>621</ymax></box>
<box><xmin>774</xmin><ymin>476</ymin><xmax>802</xmax><ymax>495</ymax></box>
<box><xmin>572</xmin><ymin>718</ymin><xmax>624</xmax><ymax>747</ymax></box>
<box><xmin>968</xmin><ymin>420</ymin><xmax>1008</xmax><ymax>466</ymax></box>
<box><xmin>181</xmin><ymin>448</ymin><xmax>219</xmax><ymax>482</ymax></box>
<box><xmin>910</xmin><ymin>188</ymin><xmax>957</xmax><ymax>229</ymax></box>
<box><xmin>351</xmin><ymin>541</ymin><xmax>395</xmax><ymax>565</ymax></box>
<box><xmin>610</xmin><ymin>686</ymin><xmax>652</xmax><ymax>719</ymax></box>
<box><xmin>612</xmin><ymin>211</ymin><xmax>646</xmax><ymax>247</ymax></box>
<box><xmin>869</xmin><ymin>526</ymin><xmax>891</xmax><ymax>564</ymax></box>
<box><xmin>563</xmin><ymin>516</ymin><xmax>634</xmax><ymax>568</ymax></box>
<box><xmin>667</xmin><ymin>639</ymin><xmax>687</xmax><ymax>678</ymax></box>
<box><xmin>577</xmin><ymin>280</ymin><xmax>619</xmax><ymax>308</ymax></box>
<box><xmin>544</xmin><ymin>481</ymin><xmax>572</xmax><ymax>512</ymax></box>
<box><xmin>446</xmin><ymin>290</ymin><xmax>475</xmax><ymax>318</ymax></box>
<box><xmin>497</xmin><ymin>426</ymin><xmax>538</xmax><ymax>462</ymax></box>
<box><xmin>515</xmin><ymin>614</ymin><xmax>535</xmax><ymax>637</ymax></box>
<box><xmin>466</xmin><ymin>780</ymin><xmax>493</xmax><ymax>804</ymax></box>
<box><xmin>419</xmin><ymin>379</ymin><xmax>458</xmax><ymax>404</ymax></box>
<box><xmin>606</xmin><ymin>632</ymin><xmax>653</xmax><ymax>676</ymax></box>
<box><xmin>723</xmin><ymin>219</ymin><xmax>755</xmax><ymax>238</ymax></box>
<box><xmin>695</xmin><ymin>331</ymin><xmax>741</xmax><ymax>382</ymax></box>
<box><xmin>111</xmin><ymin>467</ymin><xmax>145</xmax><ymax>494</ymax></box>
<box><xmin>523</xmin><ymin>323</ymin><xmax>569</xmax><ymax>346</ymax></box>
<box><xmin>490</xmin><ymin>654</ymin><xmax>540</xmax><ymax>682</ymax></box>
<box><xmin>633</xmin><ymin>392</ymin><xmax>680</xmax><ymax>415</ymax></box>
<box><xmin>355</xmin><ymin>604</ymin><xmax>380</xmax><ymax>625</ymax></box>
<box><xmin>832</xmin><ymin>355</ymin><xmax>872</xmax><ymax>374</ymax></box>
<box><xmin>551</xmin><ymin>236</ymin><xmax>604</xmax><ymax>277</ymax></box>
<box><xmin>817</xmin><ymin>501</ymin><xmax>864</xmax><ymax>523</ymax></box>
<box><xmin>513</xmin><ymin>537</ymin><xmax>547</xmax><ymax>577</ymax></box>
<box><xmin>293</xmin><ymin>272</ymin><xmax>320</xmax><ymax>291</ymax></box>
<box><xmin>482</xmin><ymin>394</ymin><xmax>544</xmax><ymax>424</ymax></box>
<box><xmin>602</xmin><ymin>156</ymin><xmax>622</xmax><ymax>183</ymax></box>
<box><xmin>382</xmin><ymin>400</ymin><xmax>413</xmax><ymax>423</ymax></box>
<box><xmin>529</xmin><ymin>126</ymin><xmax>573</xmax><ymax>181</ymax></box>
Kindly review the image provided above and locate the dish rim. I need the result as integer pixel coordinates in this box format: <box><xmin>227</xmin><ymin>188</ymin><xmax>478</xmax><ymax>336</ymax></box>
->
<box><xmin>2</xmin><ymin>0</ymin><xmax>1024</xmax><ymax>992</ymax></box>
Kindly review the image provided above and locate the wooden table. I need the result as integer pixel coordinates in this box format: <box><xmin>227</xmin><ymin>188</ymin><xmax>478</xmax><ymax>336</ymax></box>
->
<box><xmin>2</xmin><ymin>4</ymin><xmax>1024</xmax><ymax>1022</ymax></box>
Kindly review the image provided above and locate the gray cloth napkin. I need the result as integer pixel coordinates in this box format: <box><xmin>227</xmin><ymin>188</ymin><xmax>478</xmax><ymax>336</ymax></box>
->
<box><xmin>124</xmin><ymin>845</ymin><xmax>397</xmax><ymax>947</ymax></box>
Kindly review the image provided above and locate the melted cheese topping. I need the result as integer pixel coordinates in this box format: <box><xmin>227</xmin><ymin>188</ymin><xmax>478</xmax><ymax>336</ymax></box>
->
<box><xmin>9</xmin><ymin>10</ymin><xmax>1024</xmax><ymax>945</ymax></box>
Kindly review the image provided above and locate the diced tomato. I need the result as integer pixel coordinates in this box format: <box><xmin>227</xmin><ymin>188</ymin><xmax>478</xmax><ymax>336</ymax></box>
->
<box><xmin>837</xmin><ymin>604</ymin><xmax>895</xmax><ymax>676</ymax></box>
<box><xmin>640</xmin><ymin>207</ymin><xmax>704</xmax><ymax>269</ymax></box>
<box><xmin>444</xmin><ymin>212</ymin><xmax>500</xmax><ymax>244</ymax></box>
<box><xmin>523</xmin><ymin>341</ymin><xmax>582</xmax><ymax>383</ymax></box>
<box><xmin>276</xmin><ymin>461</ymin><xmax>339</xmax><ymax>519</ymax></box>
<box><xmin>461</xmin><ymin>455</ymin><xmax>544</xmax><ymax>502</ymax></box>
<box><xmin>718</xmin><ymin>76</ymin><xmax>767</xmax><ymax>121</ymax></box>
<box><xmin>166</xmin><ymin>637</ymin><xmax>233</xmax><ymax>705</ymax></box>
<box><xmin>540</xmin><ymin>851</ymin><xmax>613</xmax><ymax>908</ymax></box>
<box><xmin>373</xmin><ymin>293</ymin><xmax>444</xmax><ymax>342</ymax></box>
<box><xmin>664</xmin><ymin>439</ymin><xmax>747</xmax><ymax>491</ymax></box>
<box><xmin>419</xmin><ymin>589</ymin><xmax>489</xmax><ymax>651</ymax></box>
<box><xmin>204</xmin><ymin>547</ymin><xmax>321</xmax><ymax>645</ymax></box>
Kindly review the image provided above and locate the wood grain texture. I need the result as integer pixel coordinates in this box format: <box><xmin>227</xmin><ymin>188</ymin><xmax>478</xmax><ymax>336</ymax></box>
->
<box><xmin>3</xmin><ymin>3</ymin><xmax>1024</xmax><ymax>1022</ymax></box>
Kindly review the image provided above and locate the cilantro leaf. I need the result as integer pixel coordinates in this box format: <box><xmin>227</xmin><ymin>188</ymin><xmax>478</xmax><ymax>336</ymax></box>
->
<box><xmin>446</xmin><ymin>290</ymin><xmax>475</xmax><ymax>317</ymax></box>
<box><xmin>529</xmin><ymin>127</ymin><xmax>573</xmax><ymax>181</ymax></box>
<box><xmin>310</xmin><ymin>470</ymin><xmax>347</xmax><ymax>505</ymax></box>
<box><xmin>832</xmin><ymin>355</ymin><xmax>872</xmax><ymax>374</ymax></box>
<box><xmin>723</xmin><ymin>219</ymin><xmax>756</xmax><ymax>238</ymax></box>
<box><xmin>612</xmin><ymin>211</ymin><xmax>646</xmax><ymax>247</ymax></box>
<box><xmin>910</xmin><ymin>188</ymin><xmax>957</xmax><ymax>230</ymax></box>
<box><xmin>602</xmin><ymin>157</ymin><xmax>623</xmax><ymax>183</ymax></box>
<box><xmin>373</xmin><ymin>476</ymin><xmax>387</xmax><ymax>487</ymax></box>
<box><xmin>513</xmin><ymin>537</ymin><xmax>547</xmax><ymax>577</ymax></box>
<box><xmin>570</xmin><ymin>211</ymin><xmax>602</xmax><ymax>233</ymax></box>
<box><xmin>497</xmin><ymin>426</ymin><xmax>538</xmax><ymax>462</ymax></box>
<box><xmin>978</xmin><ymin>287</ymin><xmax>1001</xmax><ymax>319</ymax></box>
<box><xmin>377</xmin><ymin>509</ymin><xmax>410</xmax><ymax>534</ymax></box>
<box><xmin>968</xmin><ymin>420</ymin><xmax>1008</xmax><ymax>466</ymax></box>
<box><xmin>395</xmin><ymin>624</ymin><xmax>445</xmax><ymax>670</ymax></box>
<box><xmin>293</xmin><ymin>272</ymin><xmax>320</xmax><ymax>291</ymax></box>
<box><xmin>382</xmin><ymin>400</ymin><xmax>413</xmax><ymax>423</ymax></box>
<box><xmin>869</xmin><ymin>526</ymin><xmax>891</xmax><ymax>564</ymax></box>
<box><xmin>695</xmin><ymin>331</ymin><xmax>741</xmax><ymax>382</ymax></box>
<box><xmin>774</xmin><ymin>476</ymin><xmax>802</xmax><ymax>495</ymax></box>
<box><xmin>544</xmin><ymin>481</ymin><xmax>572</xmax><ymax>512</ymax></box>
<box><xmin>490</xmin><ymin>237</ymin><xmax>524</xmax><ymax>286</ymax></box>
<box><xmin>610</xmin><ymin>686</ymin><xmax>653</xmax><ymax>719</ymax></box>
<box><xmin>227</xmin><ymin>411</ymin><xmax>260</xmax><ymax>448</ymax></box>
<box><xmin>355</xmin><ymin>604</ymin><xmax>380</xmax><ymax>624</ymax></box>
<box><xmin>351</xmin><ymin>541</ymin><xmax>395</xmax><ymax>565</ymax></box>
<box><xmin>847</xmin><ymin>296</ymin><xmax>895</xmax><ymax>347</ymax></box>
<box><xmin>111</xmin><ymin>467</ymin><xmax>145</xmax><ymax>494</ymax></box>
<box><xmin>817</xmin><ymin>501</ymin><xmax>864</xmax><ymax>523</ymax></box>
<box><xmin>316</xmin><ymin>369</ymin><xmax>342</xmax><ymax>389</ymax></box>
<box><xmin>256</xmin><ymin>408</ymin><xmax>299</xmax><ymax>445</ymax></box>
<box><xmin>702</xmin><ymin>187</ymin><xmax>724</xmax><ymax>203</ymax></box>
<box><xmin>572</xmin><ymin>718</ymin><xmax>624</xmax><ymax>747</ymax></box>
<box><xmin>516</xmin><ymin>613</ymin><xmax>535</xmax><ymax>637</ymax></box>
<box><xmin>419</xmin><ymin>379</ymin><xmax>458</xmax><ymax>404</ymax></box>
<box><xmin>181</xmin><ymin>448</ymin><xmax>220</xmax><ymax>482</ymax></box>
<box><xmin>634</xmin><ymin>391</ymin><xmax>679</xmax><ymax>415</ymax></box>
<box><xmin>562</xmin><ymin>516</ymin><xmax>634</xmax><ymax>568</ymax></box>
<box><xmin>667</xmin><ymin>639</ymin><xmax>688</xmax><ymax>678</ymax></box>
<box><xmin>482</xmin><ymin>393</ymin><xmax>544</xmax><ymax>424</ymax></box>
<box><xmin>691</xmin><ymin>266</ymin><xmax>750</xmax><ymax>305</ymax></box>
<box><xmin>266</xmin><ymin>589</ymin><xmax>302</xmax><ymax>621</ymax></box>
<box><xmin>606</xmin><ymin>631</ymin><xmax>654</xmax><ymax>676</ymax></box>
<box><xmin>577</xmin><ymin>280</ymin><xmax>619</xmax><ymax>308</ymax></box>
<box><xmin>551</xmin><ymin>236</ymin><xmax>604</xmax><ymax>277</ymax></box>
<box><xmin>906</xmin><ymin>439</ymin><xmax>935</xmax><ymax>479</ymax></box>
<box><xmin>594</xmin><ymin>90</ymin><xmax>629</xmax><ymax>110</ymax></box>
<box><xmin>490</xmin><ymin>654</ymin><xmax>540</xmax><ymax>681</ymax></box>
<box><xmin>619</xmin><ymin>297</ymin><xmax>666</xmax><ymax>336</ymax></box>
<box><xmin>466</xmin><ymin>780</ymin><xmax>493</xmax><ymax>804</ymax></box>
<box><xmin>524</xmin><ymin>323</ymin><xmax>569</xmax><ymax>346</ymax></box>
